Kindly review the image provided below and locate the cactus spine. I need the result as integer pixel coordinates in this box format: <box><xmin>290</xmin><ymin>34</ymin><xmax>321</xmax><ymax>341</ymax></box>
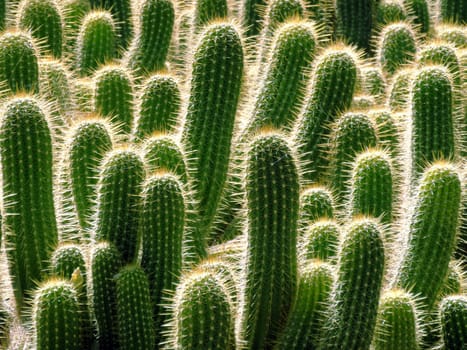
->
<box><xmin>242</xmin><ymin>132</ymin><xmax>299</xmax><ymax>349</ymax></box>
<box><xmin>1</xmin><ymin>96</ymin><xmax>58</xmax><ymax>313</ymax></box>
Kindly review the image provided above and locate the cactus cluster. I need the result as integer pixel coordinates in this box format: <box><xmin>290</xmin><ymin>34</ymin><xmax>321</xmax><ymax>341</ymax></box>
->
<box><xmin>0</xmin><ymin>0</ymin><xmax>464</xmax><ymax>349</ymax></box>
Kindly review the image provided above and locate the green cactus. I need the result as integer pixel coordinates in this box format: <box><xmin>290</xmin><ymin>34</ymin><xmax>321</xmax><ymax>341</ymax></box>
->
<box><xmin>335</xmin><ymin>0</ymin><xmax>376</xmax><ymax>52</ymax></box>
<box><xmin>91</xmin><ymin>241</ymin><xmax>123</xmax><ymax>350</ymax></box>
<box><xmin>419</xmin><ymin>43</ymin><xmax>461</xmax><ymax>86</ymax></box>
<box><xmin>440</xmin><ymin>295</ymin><xmax>467</xmax><ymax>349</ymax></box>
<box><xmin>305</xmin><ymin>0</ymin><xmax>336</xmax><ymax>39</ymax></box>
<box><xmin>377</xmin><ymin>1</ymin><xmax>407</xmax><ymax>26</ymax></box>
<box><xmin>181</xmin><ymin>23</ymin><xmax>243</xmax><ymax>255</ymax></box>
<box><xmin>62</xmin><ymin>0</ymin><xmax>91</xmax><ymax>58</ymax></box>
<box><xmin>33</xmin><ymin>280</ymin><xmax>82</xmax><ymax>350</ymax></box>
<box><xmin>300</xmin><ymin>220</ymin><xmax>340</xmax><ymax>262</ymax></box>
<box><xmin>388</xmin><ymin>68</ymin><xmax>415</xmax><ymax>111</ymax></box>
<box><xmin>377</xmin><ymin>22</ymin><xmax>417</xmax><ymax>75</ymax></box>
<box><xmin>436</xmin><ymin>25</ymin><xmax>467</xmax><ymax>48</ymax></box>
<box><xmin>91</xmin><ymin>0</ymin><xmax>133</xmax><ymax>51</ymax></box>
<box><xmin>133</xmin><ymin>74</ymin><xmax>181</xmax><ymax>140</ymax></box>
<box><xmin>275</xmin><ymin>261</ymin><xmax>334</xmax><ymax>350</ymax></box>
<box><xmin>1</xmin><ymin>96</ymin><xmax>58</xmax><ymax>313</ymax></box>
<box><xmin>439</xmin><ymin>0</ymin><xmax>467</xmax><ymax>24</ymax></box>
<box><xmin>410</xmin><ymin>66</ymin><xmax>455</xmax><ymax>179</ymax></box>
<box><xmin>140</xmin><ymin>172</ymin><xmax>185</xmax><ymax>343</ymax></box>
<box><xmin>403</xmin><ymin>0</ymin><xmax>430</xmax><ymax>34</ymax></box>
<box><xmin>328</xmin><ymin>112</ymin><xmax>378</xmax><ymax>203</ymax></box>
<box><xmin>293</xmin><ymin>44</ymin><xmax>358</xmax><ymax>184</ymax></box>
<box><xmin>319</xmin><ymin>218</ymin><xmax>385</xmax><ymax>350</ymax></box>
<box><xmin>95</xmin><ymin>149</ymin><xmax>145</xmax><ymax>263</ymax></box>
<box><xmin>0</xmin><ymin>31</ymin><xmax>39</xmax><ymax>94</ymax></box>
<box><xmin>77</xmin><ymin>10</ymin><xmax>116</xmax><ymax>76</ymax></box>
<box><xmin>199</xmin><ymin>258</ymin><xmax>240</xmax><ymax>306</ymax></box>
<box><xmin>127</xmin><ymin>0</ymin><xmax>174</xmax><ymax>77</ymax></box>
<box><xmin>263</xmin><ymin>0</ymin><xmax>305</xmax><ymax>38</ymax></box>
<box><xmin>437</xmin><ymin>261</ymin><xmax>464</xmax><ymax>302</ymax></box>
<box><xmin>0</xmin><ymin>0</ymin><xmax>5</xmax><ymax>31</ymax></box>
<box><xmin>370</xmin><ymin>110</ymin><xmax>401</xmax><ymax>160</ymax></box>
<box><xmin>74</xmin><ymin>78</ymin><xmax>94</xmax><ymax>112</ymax></box>
<box><xmin>93</xmin><ymin>65</ymin><xmax>134</xmax><ymax>135</ymax></box>
<box><xmin>298</xmin><ymin>186</ymin><xmax>334</xmax><ymax>233</ymax></box>
<box><xmin>361</xmin><ymin>67</ymin><xmax>386</xmax><ymax>103</ymax></box>
<box><xmin>170</xmin><ymin>270</ymin><xmax>236</xmax><ymax>350</ymax></box>
<box><xmin>372</xmin><ymin>289</ymin><xmax>422</xmax><ymax>350</ymax></box>
<box><xmin>242</xmin><ymin>132</ymin><xmax>299</xmax><ymax>349</ymax></box>
<box><xmin>17</xmin><ymin>0</ymin><xmax>63</xmax><ymax>58</ymax></box>
<box><xmin>242</xmin><ymin>0</ymin><xmax>267</xmax><ymax>38</ymax></box>
<box><xmin>115</xmin><ymin>264</ymin><xmax>156</xmax><ymax>350</ymax></box>
<box><xmin>194</xmin><ymin>0</ymin><xmax>228</xmax><ymax>30</ymax></box>
<box><xmin>350</xmin><ymin>149</ymin><xmax>393</xmax><ymax>223</ymax></box>
<box><xmin>396</xmin><ymin>162</ymin><xmax>461</xmax><ymax>309</ymax></box>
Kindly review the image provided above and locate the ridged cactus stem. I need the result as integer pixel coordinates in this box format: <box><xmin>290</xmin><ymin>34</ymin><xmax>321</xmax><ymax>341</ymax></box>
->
<box><xmin>440</xmin><ymin>295</ymin><xmax>467</xmax><ymax>349</ymax></box>
<box><xmin>194</xmin><ymin>0</ymin><xmax>228</xmax><ymax>30</ymax></box>
<box><xmin>319</xmin><ymin>218</ymin><xmax>385</xmax><ymax>350</ymax></box>
<box><xmin>242</xmin><ymin>0</ymin><xmax>267</xmax><ymax>38</ymax></box>
<box><xmin>300</xmin><ymin>220</ymin><xmax>340</xmax><ymax>262</ymax></box>
<box><xmin>298</xmin><ymin>186</ymin><xmax>334</xmax><ymax>234</ymax></box>
<box><xmin>1</xmin><ymin>96</ymin><xmax>58</xmax><ymax>314</ymax></box>
<box><xmin>242</xmin><ymin>132</ymin><xmax>300</xmax><ymax>349</ymax></box>
<box><xmin>403</xmin><ymin>0</ymin><xmax>430</xmax><ymax>34</ymax></box>
<box><xmin>440</xmin><ymin>0</ymin><xmax>467</xmax><ymax>24</ymax></box>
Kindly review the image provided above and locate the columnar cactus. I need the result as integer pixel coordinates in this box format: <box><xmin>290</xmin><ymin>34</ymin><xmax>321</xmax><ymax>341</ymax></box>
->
<box><xmin>93</xmin><ymin>65</ymin><xmax>134</xmax><ymax>135</ymax></box>
<box><xmin>194</xmin><ymin>0</ymin><xmax>228</xmax><ymax>30</ymax></box>
<box><xmin>62</xmin><ymin>0</ymin><xmax>91</xmax><ymax>58</ymax></box>
<box><xmin>439</xmin><ymin>0</ymin><xmax>467</xmax><ymax>24</ymax></box>
<box><xmin>293</xmin><ymin>45</ymin><xmax>358</xmax><ymax>184</ymax></box>
<box><xmin>181</xmin><ymin>23</ymin><xmax>243</xmax><ymax>253</ymax></box>
<box><xmin>361</xmin><ymin>67</ymin><xmax>386</xmax><ymax>102</ymax></box>
<box><xmin>305</xmin><ymin>0</ymin><xmax>335</xmax><ymax>38</ymax></box>
<box><xmin>133</xmin><ymin>74</ymin><xmax>181</xmax><ymax>140</ymax></box>
<box><xmin>91</xmin><ymin>241</ymin><xmax>122</xmax><ymax>350</ymax></box>
<box><xmin>300</xmin><ymin>220</ymin><xmax>340</xmax><ymax>262</ymax></box>
<box><xmin>127</xmin><ymin>0</ymin><xmax>175</xmax><ymax>77</ymax></box>
<box><xmin>372</xmin><ymin>289</ymin><xmax>422</xmax><ymax>350</ymax></box>
<box><xmin>0</xmin><ymin>31</ymin><xmax>39</xmax><ymax>94</ymax></box>
<box><xmin>298</xmin><ymin>186</ymin><xmax>334</xmax><ymax>233</ymax></box>
<box><xmin>319</xmin><ymin>218</ymin><xmax>385</xmax><ymax>350</ymax></box>
<box><xmin>376</xmin><ymin>1</ymin><xmax>406</xmax><ymax>26</ymax></box>
<box><xmin>396</xmin><ymin>162</ymin><xmax>461</xmax><ymax>309</ymax></box>
<box><xmin>436</xmin><ymin>25</ymin><xmax>467</xmax><ymax>48</ymax></box>
<box><xmin>242</xmin><ymin>132</ymin><xmax>299</xmax><ymax>349</ymax></box>
<box><xmin>77</xmin><ymin>11</ymin><xmax>116</xmax><ymax>76</ymax></box>
<box><xmin>1</xmin><ymin>96</ymin><xmax>58</xmax><ymax>313</ymax></box>
<box><xmin>403</xmin><ymin>0</ymin><xmax>430</xmax><ymax>34</ymax></box>
<box><xmin>275</xmin><ymin>261</ymin><xmax>334</xmax><ymax>350</ymax></box>
<box><xmin>419</xmin><ymin>43</ymin><xmax>461</xmax><ymax>86</ymax></box>
<box><xmin>33</xmin><ymin>280</ymin><xmax>82</xmax><ymax>350</ymax></box>
<box><xmin>115</xmin><ymin>265</ymin><xmax>156</xmax><ymax>350</ymax></box>
<box><xmin>440</xmin><ymin>295</ymin><xmax>467</xmax><ymax>349</ymax></box>
<box><xmin>17</xmin><ymin>0</ymin><xmax>63</xmax><ymax>58</ymax></box>
<box><xmin>388</xmin><ymin>68</ymin><xmax>415</xmax><ymax>111</ymax></box>
<box><xmin>95</xmin><ymin>149</ymin><xmax>145</xmax><ymax>263</ymax></box>
<box><xmin>169</xmin><ymin>270</ymin><xmax>236</xmax><ymax>350</ymax></box>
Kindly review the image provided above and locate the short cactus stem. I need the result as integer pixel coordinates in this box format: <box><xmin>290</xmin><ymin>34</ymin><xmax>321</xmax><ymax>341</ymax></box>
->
<box><xmin>350</xmin><ymin>149</ymin><xmax>393</xmax><ymax>224</ymax></box>
<box><xmin>275</xmin><ymin>260</ymin><xmax>334</xmax><ymax>350</ymax></box>
<box><xmin>62</xmin><ymin>0</ymin><xmax>91</xmax><ymax>58</ymax></box>
<box><xmin>293</xmin><ymin>44</ymin><xmax>359</xmax><ymax>184</ymax></box>
<box><xmin>319</xmin><ymin>218</ymin><xmax>385</xmax><ymax>350</ymax></box>
<box><xmin>242</xmin><ymin>0</ymin><xmax>268</xmax><ymax>38</ymax></box>
<box><xmin>396</xmin><ymin>162</ymin><xmax>461</xmax><ymax>310</ymax></box>
<box><xmin>361</xmin><ymin>67</ymin><xmax>386</xmax><ymax>103</ymax></box>
<box><xmin>199</xmin><ymin>258</ymin><xmax>240</xmax><ymax>307</ymax></box>
<box><xmin>194</xmin><ymin>0</ymin><xmax>228</xmax><ymax>30</ymax></box>
<box><xmin>1</xmin><ymin>96</ymin><xmax>58</xmax><ymax>313</ymax></box>
<box><xmin>300</xmin><ymin>220</ymin><xmax>340</xmax><ymax>262</ymax></box>
<box><xmin>372</xmin><ymin>289</ymin><xmax>422</xmax><ymax>350</ymax></box>
<box><xmin>115</xmin><ymin>265</ymin><xmax>156</xmax><ymax>350</ymax></box>
<box><xmin>402</xmin><ymin>0</ymin><xmax>430</xmax><ymax>34</ymax></box>
<box><xmin>77</xmin><ymin>11</ymin><xmax>116</xmax><ymax>76</ymax></box>
<box><xmin>93</xmin><ymin>65</ymin><xmax>134</xmax><ymax>135</ymax></box>
<box><xmin>377</xmin><ymin>22</ymin><xmax>417</xmax><ymax>75</ymax></box>
<box><xmin>440</xmin><ymin>295</ymin><xmax>467</xmax><ymax>349</ymax></box>
<box><xmin>0</xmin><ymin>31</ymin><xmax>39</xmax><ymax>94</ymax></box>
<box><xmin>17</xmin><ymin>0</ymin><xmax>63</xmax><ymax>58</ymax></box>
<box><xmin>33</xmin><ymin>279</ymin><xmax>82</xmax><ymax>350</ymax></box>
<box><xmin>133</xmin><ymin>74</ymin><xmax>181</xmax><ymax>140</ymax></box>
<box><xmin>170</xmin><ymin>270</ymin><xmax>236</xmax><ymax>350</ymax></box>
<box><xmin>388</xmin><ymin>68</ymin><xmax>415</xmax><ymax>112</ymax></box>
<box><xmin>436</xmin><ymin>25</ymin><xmax>467</xmax><ymax>48</ymax></box>
<box><xmin>370</xmin><ymin>110</ymin><xmax>401</xmax><ymax>161</ymax></box>
<box><xmin>305</xmin><ymin>0</ymin><xmax>336</xmax><ymax>39</ymax></box>
<box><xmin>298</xmin><ymin>186</ymin><xmax>334</xmax><ymax>233</ymax></box>
<box><xmin>419</xmin><ymin>43</ymin><xmax>461</xmax><ymax>87</ymax></box>
<box><xmin>242</xmin><ymin>132</ymin><xmax>300</xmax><ymax>349</ymax></box>
<box><xmin>91</xmin><ymin>241</ymin><xmax>123</xmax><ymax>350</ymax></box>
<box><xmin>376</xmin><ymin>1</ymin><xmax>407</xmax><ymax>26</ymax></box>
<box><xmin>95</xmin><ymin>149</ymin><xmax>145</xmax><ymax>263</ymax></box>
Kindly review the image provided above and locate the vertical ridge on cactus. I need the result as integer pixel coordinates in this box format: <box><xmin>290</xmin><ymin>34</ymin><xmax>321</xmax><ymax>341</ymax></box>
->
<box><xmin>440</xmin><ymin>295</ymin><xmax>467</xmax><ymax>349</ymax></box>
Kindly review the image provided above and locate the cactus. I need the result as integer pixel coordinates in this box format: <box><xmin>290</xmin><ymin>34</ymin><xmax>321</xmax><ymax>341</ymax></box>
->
<box><xmin>328</xmin><ymin>112</ymin><xmax>378</xmax><ymax>203</ymax></box>
<box><xmin>377</xmin><ymin>22</ymin><xmax>417</xmax><ymax>75</ymax></box>
<box><xmin>77</xmin><ymin>11</ymin><xmax>116</xmax><ymax>76</ymax></box>
<box><xmin>361</xmin><ymin>67</ymin><xmax>386</xmax><ymax>103</ymax></box>
<box><xmin>93</xmin><ymin>65</ymin><xmax>134</xmax><ymax>135</ymax></box>
<box><xmin>140</xmin><ymin>172</ymin><xmax>185</xmax><ymax>343</ymax></box>
<box><xmin>410</xmin><ymin>66</ymin><xmax>455</xmax><ymax>179</ymax></box>
<box><xmin>241</xmin><ymin>132</ymin><xmax>299</xmax><ymax>349</ymax></box>
<box><xmin>300</xmin><ymin>220</ymin><xmax>340</xmax><ymax>262</ymax></box>
<box><xmin>62</xmin><ymin>0</ymin><xmax>91</xmax><ymax>58</ymax></box>
<box><xmin>319</xmin><ymin>218</ymin><xmax>385</xmax><ymax>350</ymax></box>
<box><xmin>17</xmin><ymin>0</ymin><xmax>63</xmax><ymax>58</ymax></box>
<box><xmin>275</xmin><ymin>260</ymin><xmax>334</xmax><ymax>350</ymax></box>
<box><xmin>350</xmin><ymin>149</ymin><xmax>393</xmax><ymax>223</ymax></box>
<box><xmin>199</xmin><ymin>258</ymin><xmax>240</xmax><ymax>306</ymax></box>
<box><xmin>439</xmin><ymin>0</ymin><xmax>467</xmax><ymax>24</ymax></box>
<box><xmin>305</xmin><ymin>0</ymin><xmax>335</xmax><ymax>38</ymax></box>
<box><xmin>170</xmin><ymin>270</ymin><xmax>236</xmax><ymax>350</ymax></box>
<box><xmin>194</xmin><ymin>0</ymin><xmax>228</xmax><ymax>30</ymax></box>
<box><xmin>0</xmin><ymin>31</ymin><xmax>39</xmax><ymax>94</ymax></box>
<box><xmin>133</xmin><ymin>74</ymin><xmax>181</xmax><ymax>140</ymax></box>
<box><xmin>298</xmin><ymin>186</ymin><xmax>334</xmax><ymax>233</ymax></box>
<box><xmin>127</xmin><ymin>0</ymin><xmax>175</xmax><ymax>77</ymax></box>
<box><xmin>115</xmin><ymin>264</ymin><xmax>156</xmax><ymax>350</ymax></box>
<box><xmin>388</xmin><ymin>68</ymin><xmax>415</xmax><ymax>111</ymax></box>
<box><xmin>181</xmin><ymin>23</ymin><xmax>243</xmax><ymax>253</ymax></box>
<box><xmin>377</xmin><ymin>1</ymin><xmax>407</xmax><ymax>26</ymax></box>
<box><xmin>91</xmin><ymin>241</ymin><xmax>123</xmax><ymax>350</ymax></box>
<box><xmin>437</xmin><ymin>261</ymin><xmax>464</xmax><ymax>302</ymax></box>
<box><xmin>396</xmin><ymin>162</ymin><xmax>461</xmax><ymax>309</ymax></box>
<box><xmin>0</xmin><ymin>0</ymin><xmax>5</xmax><ymax>31</ymax></box>
<box><xmin>440</xmin><ymin>295</ymin><xmax>467</xmax><ymax>349</ymax></box>
<box><xmin>436</xmin><ymin>25</ymin><xmax>467</xmax><ymax>48</ymax></box>
<box><xmin>403</xmin><ymin>0</ymin><xmax>430</xmax><ymax>34</ymax></box>
<box><xmin>293</xmin><ymin>45</ymin><xmax>358</xmax><ymax>184</ymax></box>
<box><xmin>419</xmin><ymin>43</ymin><xmax>461</xmax><ymax>86</ymax></box>
<box><xmin>372</xmin><ymin>289</ymin><xmax>422</xmax><ymax>350</ymax></box>
<box><xmin>95</xmin><ymin>149</ymin><xmax>145</xmax><ymax>263</ymax></box>
<box><xmin>1</xmin><ymin>96</ymin><xmax>58</xmax><ymax>313</ymax></box>
<box><xmin>33</xmin><ymin>280</ymin><xmax>82</xmax><ymax>350</ymax></box>
<box><xmin>242</xmin><ymin>0</ymin><xmax>267</xmax><ymax>38</ymax></box>
<box><xmin>370</xmin><ymin>110</ymin><xmax>401</xmax><ymax>160</ymax></box>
